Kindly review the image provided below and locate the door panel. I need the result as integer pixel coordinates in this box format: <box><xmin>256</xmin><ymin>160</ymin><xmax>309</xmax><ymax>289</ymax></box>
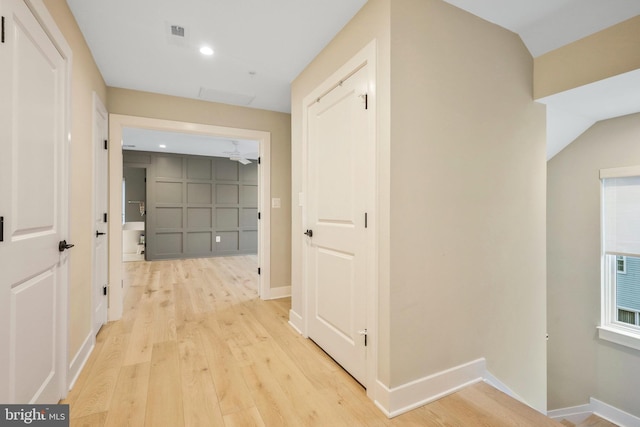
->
<box><xmin>12</xmin><ymin>272</ymin><xmax>56</xmax><ymax>403</ymax></box>
<box><xmin>306</xmin><ymin>65</ymin><xmax>369</xmax><ymax>385</ymax></box>
<box><xmin>0</xmin><ymin>0</ymin><xmax>67</xmax><ymax>403</ymax></box>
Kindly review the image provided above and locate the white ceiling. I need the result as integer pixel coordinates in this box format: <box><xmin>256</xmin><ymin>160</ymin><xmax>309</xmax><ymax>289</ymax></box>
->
<box><xmin>68</xmin><ymin>0</ymin><xmax>640</xmax><ymax>159</ymax></box>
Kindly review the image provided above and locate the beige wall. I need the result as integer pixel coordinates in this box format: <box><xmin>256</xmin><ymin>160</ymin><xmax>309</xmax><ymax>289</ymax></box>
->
<box><xmin>547</xmin><ymin>113</ymin><xmax>640</xmax><ymax>416</ymax></box>
<box><xmin>291</xmin><ymin>0</ymin><xmax>547</xmax><ymax>409</ymax></box>
<box><xmin>290</xmin><ymin>0</ymin><xmax>392</xmax><ymax>384</ymax></box>
<box><xmin>389</xmin><ymin>0</ymin><xmax>547</xmax><ymax>409</ymax></box>
<box><xmin>107</xmin><ymin>88</ymin><xmax>292</xmax><ymax>288</ymax></box>
<box><xmin>534</xmin><ymin>16</ymin><xmax>640</xmax><ymax>99</ymax></box>
<box><xmin>43</xmin><ymin>0</ymin><xmax>107</xmax><ymax>361</ymax></box>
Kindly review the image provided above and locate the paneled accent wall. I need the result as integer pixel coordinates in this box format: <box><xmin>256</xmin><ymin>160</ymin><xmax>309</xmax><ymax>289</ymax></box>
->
<box><xmin>124</xmin><ymin>151</ymin><xmax>258</xmax><ymax>260</ymax></box>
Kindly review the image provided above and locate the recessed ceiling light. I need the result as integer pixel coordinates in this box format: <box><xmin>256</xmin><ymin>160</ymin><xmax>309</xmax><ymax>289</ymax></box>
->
<box><xmin>159</xmin><ymin>144</ymin><xmax>167</xmax><ymax>148</ymax></box>
<box><xmin>200</xmin><ymin>46</ymin><xmax>214</xmax><ymax>56</ymax></box>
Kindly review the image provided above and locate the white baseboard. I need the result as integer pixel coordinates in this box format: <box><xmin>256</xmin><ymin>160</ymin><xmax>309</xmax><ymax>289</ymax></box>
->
<box><xmin>591</xmin><ymin>398</ymin><xmax>640</xmax><ymax>427</ymax></box>
<box><xmin>288</xmin><ymin>309</ymin><xmax>304</xmax><ymax>335</ymax></box>
<box><xmin>547</xmin><ymin>404</ymin><xmax>592</xmax><ymax>424</ymax></box>
<box><xmin>265</xmin><ymin>285</ymin><xmax>291</xmax><ymax>300</ymax></box>
<box><xmin>374</xmin><ymin>358</ymin><xmax>486</xmax><ymax>418</ymax></box>
<box><xmin>483</xmin><ymin>370</ymin><xmax>526</xmax><ymax>405</ymax></box>
<box><xmin>548</xmin><ymin>398</ymin><xmax>640</xmax><ymax>427</ymax></box>
<box><xmin>67</xmin><ymin>332</ymin><xmax>95</xmax><ymax>391</ymax></box>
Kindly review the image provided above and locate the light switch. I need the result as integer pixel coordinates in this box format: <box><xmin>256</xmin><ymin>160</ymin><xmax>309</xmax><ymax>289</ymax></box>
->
<box><xmin>216</xmin><ymin>235</ymin><xmax>221</xmax><ymax>243</ymax></box>
<box><xmin>272</xmin><ymin>198</ymin><xmax>281</xmax><ymax>209</ymax></box>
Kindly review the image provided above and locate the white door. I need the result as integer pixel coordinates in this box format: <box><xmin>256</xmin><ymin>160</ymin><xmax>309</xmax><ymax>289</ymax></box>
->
<box><xmin>306</xmin><ymin>65</ymin><xmax>371</xmax><ymax>385</ymax></box>
<box><xmin>0</xmin><ymin>0</ymin><xmax>68</xmax><ymax>403</ymax></box>
<box><xmin>93</xmin><ymin>95</ymin><xmax>108</xmax><ymax>334</ymax></box>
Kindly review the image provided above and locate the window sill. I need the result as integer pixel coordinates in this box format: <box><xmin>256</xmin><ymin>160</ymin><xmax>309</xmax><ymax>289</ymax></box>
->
<box><xmin>598</xmin><ymin>325</ymin><xmax>640</xmax><ymax>351</ymax></box>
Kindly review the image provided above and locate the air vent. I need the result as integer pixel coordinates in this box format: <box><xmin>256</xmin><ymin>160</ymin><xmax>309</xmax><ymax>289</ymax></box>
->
<box><xmin>170</xmin><ymin>25</ymin><xmax>185</xmax><ymax>37</ymax></box>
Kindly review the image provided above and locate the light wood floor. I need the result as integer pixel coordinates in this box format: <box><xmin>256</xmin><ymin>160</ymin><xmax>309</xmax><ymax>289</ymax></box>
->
<box><xmin>64</xmin><ymin>256</ymin><xmax>562</xmax><ymax>426</ymax></box>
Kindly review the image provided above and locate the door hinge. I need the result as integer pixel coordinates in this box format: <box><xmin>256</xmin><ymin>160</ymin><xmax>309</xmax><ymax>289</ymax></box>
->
<box><xmin>364</xmin><ymin>93</ymin><xmax>368</xmax><ymax>110</ymax></box>
<box><xmin>103</xmin><ymin>212</ymin><xmax>108</xmax><ymax>223</ymax></box>
<box><xmin>258</xmin><ymin>212</ymin><xmax>261</xmax><ymax>220</ymax></box>
<box><xmin>258</xmin><ymin>267</ymin><xmax>261</xmax><ymax>275</ymax></box>
<box><xmin>365</xmin><ymin>212</ymin><xmax>368</xmax><ymax>228</ymax></box>
<box><xmin>104</xmin><ymin>139</ymin><xmax>108</xmax><ymax>150</ymax></box>
<box><xmin>1</xmin><ymin>17</ymin><xmax>5</xmax><ymax>44</ymax></box>
<box><xmin>103</xmin><ymin>286</ymin><xmax>107</xmax><ymax>296</ymax></box>
<box><xmin>358</xmin><ymin>329</ymin><xmax>368</xmax><ymax>346</ymax></box>
<box><xmin>0</xmin><ymin>216</ymin><xmax>4</xmax><ymax>242</ymax></box>
<box><xmin>258</xmin><ymin>157</ymin><xmax>261</xmax><ymax>165</ymax></box>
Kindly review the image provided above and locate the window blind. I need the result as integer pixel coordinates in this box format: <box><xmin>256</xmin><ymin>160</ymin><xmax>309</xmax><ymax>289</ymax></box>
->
<box><xmin>603</xmin><ymin>175</ymin><xmax>640</xmax><ymax>257</ymax></box>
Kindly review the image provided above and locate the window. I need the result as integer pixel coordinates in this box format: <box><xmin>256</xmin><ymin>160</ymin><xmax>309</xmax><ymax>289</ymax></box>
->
<box><xmin>617</xmin><ymin>256</ymin><xmax>627</xmax><ymax>274</ymax></box>
<box><xmin>599</xmin><ymin>167</ymin><xmax>640</xmax><ymax>350</ymax></box>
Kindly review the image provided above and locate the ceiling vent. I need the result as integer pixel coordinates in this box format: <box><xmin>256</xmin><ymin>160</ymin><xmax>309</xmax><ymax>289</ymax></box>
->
<box><xmin>170</xmin><ymin>25</ymin><xmax>185</xmax><ymax>37</ymax></box>
<box><xmin>166</xmin><ymin>22</ymin><xmax>188</xmax><ymax>46</ymax></box>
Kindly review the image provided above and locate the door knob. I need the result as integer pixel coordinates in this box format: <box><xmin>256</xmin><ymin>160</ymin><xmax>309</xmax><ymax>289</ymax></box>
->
<box><xmin>58</xmin><ymin>240</ymin><xmax>75</xmax><ymax>252</ymax></box>
<box><xmin>96</xmin><ymin>231</ymin><xmax>106</xmax><ymax>237</ymax></box>
<box><xmin>304</xmin><ymin>229</ymin><xmax>313</xmax><ymax>237</ymax></box>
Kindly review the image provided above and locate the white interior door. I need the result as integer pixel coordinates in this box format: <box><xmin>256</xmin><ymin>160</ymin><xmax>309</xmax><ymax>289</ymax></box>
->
<box><xmin>306</xmin><ymin>65</ymin><xmax>371</xmax><ymax>385</ymax></box>
<box><xmin>93</xmin><ymin>95</ymin><xmax>108</xmax><ymax>333</ymax></box>
<box><xmin>0</xmin><ymin>0</ymin><xmax>68</xmax><ymax>403</ymax></box>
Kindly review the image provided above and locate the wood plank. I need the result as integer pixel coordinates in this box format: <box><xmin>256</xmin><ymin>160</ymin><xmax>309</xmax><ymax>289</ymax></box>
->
<box><xmin>178</xmin><ymin>325</ymin><xmax>226</xmax><ymax>426</ymax></box>
<box><xmin>222</xmin><ymin>407</ymin><xmax>266</xmax><ymax>427</ymax></box>
<box><xmin>579</xmin><ymin>414</ymin><xmax>619</xmax><ymax>427</ymax></box>
<box><xmin>199</xmin><ymin>316</ymin><xmax>255</xmax><ymax>416</ymax></box>
<box><xmin>69</xmin><ymin>333</ymin><xmax>130</xmax><ymax>419</ymax></box>
<box><xmin>103</xmin><ymin>363</ymin><xmax>150</xmax><ymax>427</ymax></box>
<box><xmin>145</xmin><ymin>341</ymin><xmax>184</xmax><ymax>427</ymax></box>
<box><xmin>70</xmin><ymin>411</ymin><xmax>107</xmax><ymax>427</ymax></box>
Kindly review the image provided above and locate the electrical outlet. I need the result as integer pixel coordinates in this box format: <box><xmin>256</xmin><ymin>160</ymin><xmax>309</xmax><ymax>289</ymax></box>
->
<box><xmin>216</xmin><ymin>235</ymin><xmax>221</xmax><ymax>243</ymax></box>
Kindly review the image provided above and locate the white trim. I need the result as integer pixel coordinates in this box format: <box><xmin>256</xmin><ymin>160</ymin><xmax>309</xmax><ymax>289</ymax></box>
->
<box><xmin>288</xmin><ymin>310</ymin><xmax>304</xmax><ymax>335</ymax></box>
<box><xmin>591</xmin><ymin>397</ymin><xmax>640</xmax><ymax>427</ymax></box>
<box><xmin>374</xmin><ymin>358</ymin><xmax>486</xmax><ymax>418</ymax></box>
<box><xmin>597</xmin><ymin>325</ymin><xmax>640</xmax><ymax>351</ymax></box>
<box><xmin>265</xmin><ymin>285</ymin><xmax>291</xmax><ymax>300</ymax></box>
<box><xmin>300</xmin><ymin>38</ymin><xmax>378</xmax><ymax>395</ymax></box>
<box><xmin>600</xmin><ymin>165</ymin><xmax>640</xmax><ymax>179</ymax></box>
<box><xmin>483</xmin><ymin>370</ymin><xmax>526</xmax><ymax>404</ymax></box>
<box><xmin>91</xmin><ymin>92</ymin><xmax>108</xmax><ymax>337</ymax></box>
<box><xmin>548</xmin><ymin>399</ymin><xmax>640</xmax><ymax>427</ymax></box>
<box><xmin>547</xmin><ymin>404</ymin><xmax>592</xmax><ymax>424</ymax></box>
<box><xmin>108</xmin><ymin>115</ymin><xmax>271</xmax><ymax>320</ymax></box>
<box><xmin>24</xmin><ymin>0</ymin><xmax>73</xmax><ymax>402</ymax></box>
<box><xmin>67</xmin><ymin>333</ymin><xmax>95</xmax><ymax>391</ymax></box>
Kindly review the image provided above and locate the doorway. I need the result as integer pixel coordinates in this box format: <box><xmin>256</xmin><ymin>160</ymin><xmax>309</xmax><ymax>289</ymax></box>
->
<box><xmin>108</xmin><ymin>115</ymin><xmax>271</xmax><ymax>321</ymax></box>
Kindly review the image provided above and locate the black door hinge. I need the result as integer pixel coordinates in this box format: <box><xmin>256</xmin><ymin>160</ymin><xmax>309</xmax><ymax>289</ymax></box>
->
<box><xmin>364</xmin><ymin>93</ymin><xmax>368</xmax><ymax>110</ymax></box>
<box><xmin>365</xmin><ymin>212</ymin><xmax>368</xmax><ymax>228</ymax></box>
<box><xmin>0</xmin><ymin>216</ymin><xmax>4</xmax><ymax>242</ymax></box>
<box><xmin>103</xmin><ymin>286</ymin><xmax>107</xmax><ymax>296</ymax></box>
<box><xmin>104</xmin><ymin>139</ymin><xmax>108</xmax><ymax>150</ymax></box>
<box><xmin>258</xmin><ymin>267</ymin><xmax>261</xmax><ymax>275</ymax></box>
<box><xmin>1</xmin><ymin>17</ymin><xmax>5</xmax><ymax>44</ymax></box>
<box><xmin>258</xmin><ymin>157</ymin><xmax>261</xmax><ymax>165</ymax></box>
<box><xmin>103</xmin><ymin>213</ymin><xmax>108</xmax><ymax>223</ymax></box>
<box><xmin>258</xmin><ymin>212</ymin><xmax>261</xmax><ymax>220</ymax></box>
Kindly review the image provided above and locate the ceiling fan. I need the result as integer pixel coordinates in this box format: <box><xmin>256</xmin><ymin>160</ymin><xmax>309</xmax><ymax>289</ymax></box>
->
<box><xmin>224</xmin><ymin>141</ymin><xmax>252</xmax><ymax>165</ymax></box>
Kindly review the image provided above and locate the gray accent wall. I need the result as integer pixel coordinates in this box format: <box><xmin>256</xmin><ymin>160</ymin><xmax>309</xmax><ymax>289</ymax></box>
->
<box><xmin>124</xmin><ymin>150</ymin><xmax>258</xmax><ymax>260</ymax></box>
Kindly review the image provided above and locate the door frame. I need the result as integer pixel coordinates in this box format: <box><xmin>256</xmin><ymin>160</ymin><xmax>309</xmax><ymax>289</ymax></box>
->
<box><xmin>21</xmin><ymin>0</ymin><xmax>72</xmax><ymax>399</ymax></box>
<box><xmin>92</xmin><ymin>92</ymin><xmax>108</xmax><ymax>336</ymax></box>
<box><xmin>107</xmin><ymin>114</ymin><xmax>271</xmax><ymax>320</ymax></box>
<box><xmin>301</xmin><ymin>41</ymin><xmax>378</xmax><ymax>395</ymax></box>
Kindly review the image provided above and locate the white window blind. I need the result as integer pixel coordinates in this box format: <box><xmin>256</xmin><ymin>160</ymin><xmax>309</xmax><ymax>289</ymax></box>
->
<box><xmin>603</xmin><ymin>175</ymin><xmax>640</xmax><ymax>257</ymax></box>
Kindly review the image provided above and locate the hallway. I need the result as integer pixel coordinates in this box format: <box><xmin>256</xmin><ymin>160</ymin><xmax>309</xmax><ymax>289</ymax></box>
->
<box><xmin>63</xmin><ymin>256</ymin><xmax>559</xmax><ymax>426</ymax></box>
